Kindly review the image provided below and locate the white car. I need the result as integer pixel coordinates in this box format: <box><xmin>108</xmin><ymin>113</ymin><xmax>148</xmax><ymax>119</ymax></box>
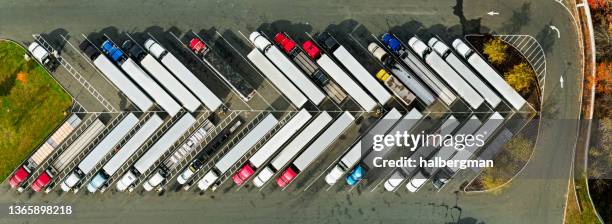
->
<box><xmin>27</xmin><ymin>42</ymin><xmax>51</xmax><ymax>65</ymax></box>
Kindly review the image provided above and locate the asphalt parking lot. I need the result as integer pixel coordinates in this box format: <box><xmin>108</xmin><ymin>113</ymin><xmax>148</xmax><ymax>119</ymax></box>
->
<box><xmin>0</xmin><ymin>0</ymin><xmax>583</xmax><ymax>223</ymax></box>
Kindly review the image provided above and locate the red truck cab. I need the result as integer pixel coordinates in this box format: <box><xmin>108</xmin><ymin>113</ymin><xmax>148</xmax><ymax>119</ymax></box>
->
<box><xmin>189</xmin><ymin>38</ymin><xmax>206</xmax><ymax>55</ymax></box>
<box><xmin>273</xmin><ymin>33</ymin><xmax>296</xmax><ymax>54</ymax></box>
<box><xmin>31</xmin><ymin>171</ymin><xmax>51</xmax><ymax>192</ymax></box>
<box><xmin>232</xmin><ymin>164</ymin><xmax>255</xmax><ymax>185</ymax></box>
<box><xmin>275</xmin><ymin>167</ymin><xmax>298</xmax><ymax>187</ymax></box>
<box><xmin>9</xmin><ymin>166</ymin><xmax>30</xmax><ymax>188</ymax></box>
<box><xmin>302</xmin><ymin>41</ymin><xmax>321</xmax><ymax>60</ymax></box>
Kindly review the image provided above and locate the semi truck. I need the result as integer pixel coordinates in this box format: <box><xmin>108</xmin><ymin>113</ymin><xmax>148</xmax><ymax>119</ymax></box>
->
<box><xmin>137</xmin><ymin>42</ymin><xmax>201</xmax><ymax>113</ymax></box>
<box><xmin>9</xmin><ymin>114</ymin><xmax>82</xmax><ymax>190</ymax></box>
<box><xmin>304</xmin><ymin>40</ymin><xmax>378</xmax><ymax>111</ymax></box>
<box><xmin>60</xmin><ymin>114</ymin><xmax>139</xmax><ymax>192</ymax></box>
<box><xmin>144</xmin><ymin>39</ymin><xmax>223</xmax><ymax>112</ymax></box>
<box><xmin>250</xmin><ymin>32</ymin><xmax>326</xmax><ymax>105</ymax></box>
<box><xmin>27</xmin><ymin>42</ymin><xmax>55</xmax><ymax>66</ymax></box>
<box><xmin>142</xmin><ymin>119</ymin><xmax>214</xmax><ymax>191</ymax></box>
<box><xmin>452</xmin><ymin>39</ymin><xmax>527</xmax><ymax>111</ymax></box>
<box><xmin>345</xmin><ymin>108</ymin><xmax>423</xmax><ymax>186</ymax></box>
<box><xmin>407</xmin><ymin>37</ymin><xmax>484</xmax><ymax>109</ymax></box>
<box><xmin>197</xmin><ymin>114</ymin><xmax>278</xmax><ymax>191</ymax></box>
<box><xmin>380</xmin><ymin>33</ymin><xmax>456</xmax><ymax>106</ymax></box>
<box><xmin>87</xmin><ymin>115</ymin><xmax>164</xmax><ymax>193</ymax></box>
<box><xmin>405</xmin><ymin>115</ymin><xmax>482</xmax><ymax>192</ymax></box>
<box><xmin>383</xmin><ymin>115</ymin><xmax>460</xmax><ymax>191</ymax></box>
<box><xmin>368</xmin><ymin>42</ymin><xmax>434</xmax><ymax>106</ymax></box>
<box><xmin>189</xmin><ymin>37</ymin><xmax>256</xmax><ymax>102</ymax></box>
<box><xmin>325</xmin><ymin>108</ymin><xmax>403</xmax><ymax>185</ymax></box>
<box><xmin>177</xmin><ymin>120</ymin><xmax>243</xmax><ymax>188</ymax></box>
<box><xmin>446</xmin><ymin>112</ymin><xmax>503</xmax><ymax>173</ymax></box>
<box><xmin>247</xmin><ymin>48</ymin><xmax>307</xmax><ymax>108</ymax></box>
<box><xmin>428</xmin><ymin>37</ymin><xmax>502</xmax><ymax>108</ymax></box>
<box><xmin>317</xmin><ymin>32</ymin><xmax>392</xmax><ymax>105</ymax></box>
<box><xmin>116</xmin><ymin>113</ymin><xmax>196</xmax><ymax>192</ymax></box>
<box><xmin>32</xmin><ymin>119</ymin><xmax>105</xmax><ymax>192</ymax></box>
<box><xmin>79</xmin><ymin>40</ymin><xmax>154</xmax><ymax>112</ymax></box>
<box><xmin>431</xmin><ymin>113</ymin><xmax>504</xmax><ymax>189</ymax></box>
<box><xmin>113</xmin><ymin>40</ymin><xmax>182</xmax><ymax>117</ymax></box>
<box><xmin>276</xmin><ymin>111</ymin><xmax>354</xmax><ymax>187</ymax></box>
<box><xmin>252</xmin><ymin>112</ymin><xmax>333</xmax><ymax>187</ymax></box>
<box><xmin>272</xmin><ymin>33</ymin><xmax>347</xmax><ymax>104</ymax></box>
<box><xmin>374</xmin><ymin>69</ymin><xmax>416</xmax><ymax>107</ymax></box>
<box><xmin>231</xmin><ymin>109</ymin><xmax>312</xmax><ymax>185</ymax></box>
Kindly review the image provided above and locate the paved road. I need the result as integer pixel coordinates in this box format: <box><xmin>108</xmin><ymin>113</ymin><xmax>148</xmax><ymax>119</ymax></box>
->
<box><xmin>0</xmin><ymin>0</ymin><xmax>582</xmax><ymax>223</ymax></box>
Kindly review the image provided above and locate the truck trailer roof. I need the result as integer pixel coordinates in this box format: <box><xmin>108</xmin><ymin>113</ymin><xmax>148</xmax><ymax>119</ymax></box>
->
<box><xmin>215</xmin><ymin>113</ymin><xmax>278</xmax><ymax>173</ymax></box>
<box><xmin>77</xmin><ymin>114</ymin><xmax>139</xmax><ymax>175</ymax></box>
<box><xmin>93</xmin><ymin>55</ymin><xmax>153</xmax><ymax>111</ymax></box>
<box><xmin>102</xmin><ymin>115</ymin><xmax>164</xmax><ymax>175</ymax></box>
<box><xmin>133</xmin><ymin>113</ymin><xmax>196</xmax><ymax>173</ymax></box>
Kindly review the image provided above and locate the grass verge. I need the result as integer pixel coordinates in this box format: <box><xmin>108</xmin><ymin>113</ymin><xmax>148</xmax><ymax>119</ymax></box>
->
<box><xmin>0</xmin><ymin>40</ymin><xmax>72</xmax><ymax>182</ymax></box>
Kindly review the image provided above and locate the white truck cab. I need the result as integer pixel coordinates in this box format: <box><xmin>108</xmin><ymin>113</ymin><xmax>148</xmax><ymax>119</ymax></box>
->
<box><xmin>252</xmin><ymin>167</ymin><xmax>274</xmax><ymax>188</ymax></box>
<box><xmin>197</xmin><ymin>171</ymin><xmax>219</xmax><ymax>191</ymax></box>
<box><xmin>406</xmin><ymin>170</ymin><xmax>428</xmax><ymax>192</ymax></box>
<box><xmin>28</xmin><ymin>42</ymin><xmax>51</xmax><ymax>65</ymax></box>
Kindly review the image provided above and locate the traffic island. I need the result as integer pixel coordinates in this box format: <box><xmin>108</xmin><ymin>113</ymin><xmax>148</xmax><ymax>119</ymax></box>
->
<box><xmin>461</xmin><ymin>34</ymin><xmax>541</xmax><ymax>192</ymax></box>
<box><xmin>0</xmin><ymin>40</ymin><xmax>72</xmax><ymax>182</ymax></box>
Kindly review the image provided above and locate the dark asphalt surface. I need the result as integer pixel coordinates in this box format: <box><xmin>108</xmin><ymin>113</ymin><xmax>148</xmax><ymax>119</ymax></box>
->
<box><xmin>0</xmin><ymin>0</ymin><xmax>582</xmax><ymax>223</ymax></box>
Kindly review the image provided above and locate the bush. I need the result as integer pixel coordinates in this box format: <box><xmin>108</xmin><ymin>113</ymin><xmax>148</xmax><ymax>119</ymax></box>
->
<box><xmin>504</xmin><ymin>63</ymin><xmax>535</xmax><ymax>94</ymax></box>
<box><xmin>483</xmin><ymin>38</ymin><xmax>508</xmax><ymax>65</ymax></box>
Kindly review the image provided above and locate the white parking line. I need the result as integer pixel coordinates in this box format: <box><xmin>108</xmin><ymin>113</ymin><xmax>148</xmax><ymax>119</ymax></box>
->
<box><xmin>37</xmin><ymin>34</ymin><xmax>117</xmax><ymax>113</ymax></box>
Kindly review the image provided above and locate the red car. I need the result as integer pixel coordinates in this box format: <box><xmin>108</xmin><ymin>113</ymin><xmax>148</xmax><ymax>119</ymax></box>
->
<box><xmin>9</xmin><ymin>166</ymin><xmax>30</xmax><ymax>188</ymax></box>
<box><xmin>232</xmin><ymin>164</ymin><xmax>255</xmax><ymax>185</ymax></box>
<box><xmin>275</xmin><ymin>167</ymin><xmax>298</xmax><ymax>187</ymax></box>
<box><xmin>189</xmin><ymin>38</ymin><xmax>206</xmax><ymax>55</ymax></box>
<box><xmin>302</xmin><ymin>41</ymin><xmax>321</xmax><ymax>60</ymax></box>
<box><xmin>273</xmin><ymin>33</ymin><xmax>296</xmax><ymax>54</ymax></box>
<box><xmin>31</xmin><ymin>171</ymin><xmax>51</xmax><ymax>192</ymax></box>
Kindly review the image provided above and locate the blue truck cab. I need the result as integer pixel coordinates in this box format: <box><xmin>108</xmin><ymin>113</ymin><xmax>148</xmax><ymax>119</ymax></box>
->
<box><xmin>381</xmin><ymin>33</ymin><xmax>403</xmax><ymax>55</ymax></box>
<box><xmin>346</xmin><ymin>165</ymin><xmax>365</xmax><ymax>186</ymax></box>
<box><xmin>100</xmin><ymin>40</ymin><xmax>126</xmax><ymax>62</ymax></box>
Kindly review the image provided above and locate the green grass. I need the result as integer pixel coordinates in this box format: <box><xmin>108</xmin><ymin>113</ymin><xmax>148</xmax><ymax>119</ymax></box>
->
<box><xmin>565</xmin><ymin>177</ymin><xmax>602</xmax><ymax>224</ymax></box>
<box><xmin>0</xmin><ymin>41</ymin><xmax>72</xmax><ymax>182</ymax></box>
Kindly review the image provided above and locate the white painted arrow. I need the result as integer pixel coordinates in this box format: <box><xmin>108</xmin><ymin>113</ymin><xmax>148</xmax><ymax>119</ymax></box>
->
<box><xmin>560</xmin><ymin>76</ymin><xmax>564</xmax><ymax>88</ymax></box>
<box><xmin>550</xmin><ymin>25</ymin><xmax>561</xmax><ymax>38</ymax></box>
<box><xmin>487</xmin><ymin>11</ymin><xmax>500</xmax><ymax>16</ymax></box>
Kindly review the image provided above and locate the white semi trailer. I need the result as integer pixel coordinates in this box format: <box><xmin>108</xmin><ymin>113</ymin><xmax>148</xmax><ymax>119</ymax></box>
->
<box><xmin>250</xmin><ymin>32</ymin><xmax>326</xmax><ymax>105</ymax></box>
<box><xmin>144</xmin><ymin>39</ymin><xmax>223</xmax><ymax>112</ymax></box>
<box><xmin>453</xmin><ymin>39</ymin><xmax>526</xmax><ymax>111</ymax></box>
<box><xmin>87</xmin><ymin>115</ymin><xmax>164</xmax><ymax>193</ymax></box>
<box><xmin>428</xmin><ymin>38</ymin><xmax>502</xmax><ymax>108</ymax></box>
<box><xmin>116</xmin><ymin>114</ymin><xmax>196</xmax><ymax>192</ymax></box>
<box><xmin>252</xmin><ymin>112</ymin><xmax>333</xmax><ymax>188</ymax></box>
<box><xmin>408</xmin><ymin>37</ymin><xmax>484</xmax><ymax>109</ymax></box>
<box><xmin>231</xmin><ymin>109</ymin><xmax>312</xmax><ymax>185</ymax></box>
<box><xmin>276</xmin><ymin>111</ymin><xmax>354</xmax><ymax>187</ymax></box>
<box><xmin>247</xmin><ymin>49</ymin><xmax>308</xmax><ymax>108</ymax></box>
<box><xmin>61</xmin><ymin>114</ymin><xmax>139</xmax><ymax>192</ymax></box>
<box><xmin>197</xmin><ymin>114</ymin><xmax>279</xmax><ymax>191</ymax></box>
<box><xmin>325</xmin><ymin>108</ymin><xmax>403</xmax><ymax>185</ymax></box>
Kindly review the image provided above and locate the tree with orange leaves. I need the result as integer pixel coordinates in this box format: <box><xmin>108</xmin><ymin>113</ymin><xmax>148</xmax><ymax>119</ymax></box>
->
<box><xmin>587</xmin><ymin>62</ymin><xmax>612</xmax><ymax>95</ymax></box>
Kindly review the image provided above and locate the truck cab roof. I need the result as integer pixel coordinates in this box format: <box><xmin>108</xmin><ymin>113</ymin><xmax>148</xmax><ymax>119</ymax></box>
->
<box><xmin>61</xmin><ymin>172</ymin><xmax>80</xmax><ymax>192</ymax></box>
<box><xmin>144</xmin><ymin>39</ymin><xmax>166</xmax><ymax>59</ymax></box>
<box><xmin>32</xmin><ymin>171</ymin><xmax>51</xmax><ymax>192</ymax></box>
<box><xmin>316</xmin><ymin>32</ymin><xmax>338</xmax><ymax>51</ymax></box>
<box><xmin>452</xmin><ymin>39</ymin><xmax>473</xmax><ymax>58</ymax></box>
<box><xmin>408</xmin><ymin>37</ymin><xmax>431</xmax><ymax>59</ymax></box>
<box><xmin>197</xmin><ymin>171</ymin><xmax>218</xmax><ymax>191</ymax></box>
<box><xmin>252</xmin><ymin>167</ymin><xmax>273</xmax><ymax>188</ymax></box>
<box><xmin>9</xmin><ymin>166</ymin><xmax>30</xmax><ymax>188</ymax></box>
<box><xmin>28</xmin><ymin>42</ymin><xmax>50</xmax><ymax>63</ymax></box>
<box><xmin>87</xmin><ymin>173</ymin><xmax>106</xmax><ymax>193</ymax></box>
<box><xmin>273</xmin><ymin>33</ymin><xmax>296</xmax><ymax>54</ymax></box>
